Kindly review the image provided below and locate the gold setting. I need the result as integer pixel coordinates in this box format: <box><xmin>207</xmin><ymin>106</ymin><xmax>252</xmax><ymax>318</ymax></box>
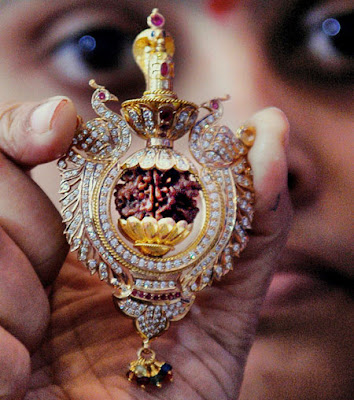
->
<box><xmin>58</xmin><ymin>8</ymin><xmax>255</xmax><ymax>388</ymax></box>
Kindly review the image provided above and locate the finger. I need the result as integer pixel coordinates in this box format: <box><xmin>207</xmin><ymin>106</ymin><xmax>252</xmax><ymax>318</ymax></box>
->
<box><xmin>0</xmin><ymin>326</ymin><xmax>30</xmax><ymax>400</ymax></box>
<box><xmin>0</xmin><ymin>152</ymin><xmax>69</xmax><ymax>284</ymax></box>
<box><xmin>0</xmin><ymin>98</ymin><xmax>77</xmax><ymax>283</ymax></box>
<box><xmin>245</xmin><ymin>106</ymin><xmax>292</xmax><ymax>258</ymax></box>
<box><xmin>0</xmin><ymin>97</ymin><xmax>77</xmax><ymax>166</ymax></box>
<box><xmin>0</xmin><ymin>226</ymin><xmax>49</xmax><ymax>351</ymax></box>
<box><xmin>192</xmin><ymin>107</ymin><xmax>291</xmax><ymax>359</ymax></box>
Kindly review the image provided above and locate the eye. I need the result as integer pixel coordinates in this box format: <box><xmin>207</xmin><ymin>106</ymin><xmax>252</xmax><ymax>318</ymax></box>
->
<box><xmin>269</xmin><ymin>4</ymin><xmax>353</xmax><ymax>85</ymax></box>
<box><xmin>305</xmin><ymin>11</ymin><xmax>353</xmax><ymax>68</ymax></box>
<box><xmin>49</xmin><ymin>26</ymin><xmax>137</xmax><ymax>87</ymax></box>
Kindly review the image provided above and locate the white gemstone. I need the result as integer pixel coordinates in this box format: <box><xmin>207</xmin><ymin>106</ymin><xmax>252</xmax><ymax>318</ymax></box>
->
<box><xmin>116</xmin><ymin>245</ymin><xmax>124</xmax><ymax>253</ymax></box>
<box><xmin>147</xmin><ymin>261</ymin><xmax>155</xmax><ymax>270</ymax></box>
<box><xmin>112</xmin><ymin>263</ymin><xmax>122</xmax><ymax>274</ymax></box>
<box><xmin>211</xmin><ymin>211</ymin><xmax>219</xmax><ymax>219</ymax></box>
<box><xmin>110</xmin><ymin>238</ymin><xmax>118</xmax><ymax>247</ymax></box>
<box><xmin>216</xmin><ymin>266</ymin><xmax>223</xmax><ymax>275</ymax></box>
<box><xmin>64</xmin><ymin>211</ymin><xmax>73</xmax><ymax>219</ymax></box>
<box><xmin>179</xmin><ymin>111</ymin><xmax>188</xmax><ymax>121</ymax></box>
<box><xmin>88</xmin><ymin>259</ymin><xmax>97</xmax><ymax>269</ymax></box>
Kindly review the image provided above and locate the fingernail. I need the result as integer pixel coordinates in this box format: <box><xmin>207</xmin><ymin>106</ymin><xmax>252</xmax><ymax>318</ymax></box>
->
<box><xmin>30</xmin><ymin>96</ymin><xmax>69</xmax><ymax>135</ymax></box>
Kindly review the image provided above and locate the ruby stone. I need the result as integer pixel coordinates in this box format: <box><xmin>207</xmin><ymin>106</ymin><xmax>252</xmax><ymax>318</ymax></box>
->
<box><xmin>98</xmin><ymin>92</ymin><xmax>106</xmax><ymax>100</ymax></box>
<box><xmin>151</xmin><ymin>13</ymin><xmax>164</xmax><ymax>27</ymax></box>
<box><xmin>211</xmin><ymin>99</ymin><xmax>219</xmax><ymax>110</ymax></box>
<box><xmin>161</xmin><ymin>62</ymin><xmax>169</xmax><ymax>77</ymax></box>
<box><xmin>159</xmin><ymin>107</ymin><xmax>174</xmax><ymax>123</ymax></box>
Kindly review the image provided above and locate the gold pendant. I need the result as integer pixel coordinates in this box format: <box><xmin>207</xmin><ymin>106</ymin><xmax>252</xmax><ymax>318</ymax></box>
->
<box><xmin>58</xmin><ymin>8</ymin><xmax>255</xmax><ymax>388</ymax></box>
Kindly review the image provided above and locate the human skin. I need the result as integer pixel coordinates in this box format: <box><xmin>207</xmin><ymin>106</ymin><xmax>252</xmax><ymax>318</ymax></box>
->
<box><xmin>0</xmin><ymin>1</ymin><xmax>353</xmax><ymax>400</ymax></box>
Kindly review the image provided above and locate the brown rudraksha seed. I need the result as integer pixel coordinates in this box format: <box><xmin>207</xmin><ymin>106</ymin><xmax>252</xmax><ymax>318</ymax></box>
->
<box><xmin>114</xmin><ymin>167</ymin><xmax>202</xmax><ymax>224</ymax></box>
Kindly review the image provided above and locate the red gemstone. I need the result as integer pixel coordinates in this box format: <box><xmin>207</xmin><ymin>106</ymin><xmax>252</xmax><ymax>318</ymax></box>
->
<box><xmin>159</xmin><ymin>106</ymin><xmax>174</xmax><ymax>123</ymax></box>
<box><xmin>153</xmin><ymin>295</ymin><xmax>160</xmax><ymax>301</ymax></box>
<box><xmin>98</xmin><ymin>91</ymin><xmax>106</xmax><ymax>100</ymax></box>
<box><xmin>175</xmin><ymin>292</ymin><xmax>181</xmax><ymax>298</ymax></box>
<box><xmin>151</xmin><ymin>13</ymin><xmax>164</xmax><ymax>27</ymax></box>
<box><xmin>132</xmin><ymin>289</ymin><xmax>138</xmax><ymax>296</ymax></box>
<box><xmin>145</xmin><ymin>293</ymin><xmax>152</xmax><ymax>300</ymax></box>
<box><xmin>210</xmin><ymin>99</ymin><xmax>219</xmax><ymax>110</ymax></box>
<box><xmin>160</xmin><ymin>294</ymin><xmax>167</xmax><ymax>300</ymax></box>
<box><xmin>168</xmin><ymin>293</ymin><xmax>175</xmax><ymax>300</ymax></box>
<box><xmin>161</xmin><ymin>62</ymin><xmax>169</xmax><ymax>77</ymax></box>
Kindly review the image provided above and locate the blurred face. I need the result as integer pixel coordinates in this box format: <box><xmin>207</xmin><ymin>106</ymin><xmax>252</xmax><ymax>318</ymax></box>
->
<box><xmin>0</xmin><ymin>0</ymin><xmax>352</xmax><ymax>399</ymax></box>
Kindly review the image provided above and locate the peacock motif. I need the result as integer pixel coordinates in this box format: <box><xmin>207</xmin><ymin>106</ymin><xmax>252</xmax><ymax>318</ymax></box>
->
<box><xmin>58</xmin><ymin>8</ymin><xmax>255</xmax><ymax>387</ymax></box>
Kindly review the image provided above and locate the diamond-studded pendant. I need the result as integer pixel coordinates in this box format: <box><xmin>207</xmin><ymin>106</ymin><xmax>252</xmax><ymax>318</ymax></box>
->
<box><xmin>58</xmin><ymin>8</ymin><xmax>255</xmax><ymax>387</ymax></box>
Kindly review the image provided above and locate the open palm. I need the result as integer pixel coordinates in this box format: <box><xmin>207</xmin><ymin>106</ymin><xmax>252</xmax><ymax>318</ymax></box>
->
<box><xmin>0</xmin><ymin>99</ymin><xmax>290</xmax><ymax>400</ymax></box>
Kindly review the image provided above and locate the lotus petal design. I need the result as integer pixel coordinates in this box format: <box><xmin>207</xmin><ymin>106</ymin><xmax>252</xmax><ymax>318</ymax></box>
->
<box><xmin>118</xmin><ymin>216</ymin><xmax>192</xmax><ymax>256</ymax></box>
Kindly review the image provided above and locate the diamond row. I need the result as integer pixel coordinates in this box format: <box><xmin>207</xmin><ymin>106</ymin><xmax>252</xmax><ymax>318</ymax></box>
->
<box><xmin>188</xmin><ymin>170</ymin><xmax>237</xmax><ymax>290</ymax></box>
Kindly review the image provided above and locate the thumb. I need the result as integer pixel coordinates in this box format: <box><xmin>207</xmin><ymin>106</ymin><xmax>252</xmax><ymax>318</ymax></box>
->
<box><xmin>192</xmin><ymin>106</ymin><xmax>292</xmax><ymax>363</ymax></box>
<box><xmin>0</xmin><ymin>96</ymin><xmax>77</xmax><ymax>166</ymax></box>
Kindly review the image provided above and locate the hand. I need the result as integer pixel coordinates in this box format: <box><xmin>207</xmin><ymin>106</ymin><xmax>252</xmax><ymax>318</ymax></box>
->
<box><xmin>0</xmin><ymin>101</ymin><xmax>291</xmax><ymax>400</ymax></box>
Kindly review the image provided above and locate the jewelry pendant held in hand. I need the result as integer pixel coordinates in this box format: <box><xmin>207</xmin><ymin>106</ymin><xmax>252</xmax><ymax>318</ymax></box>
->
<box><xmin>58</xmin><ymin>8</ymin><xmax>255</xmax><ymax>389</ymax></box>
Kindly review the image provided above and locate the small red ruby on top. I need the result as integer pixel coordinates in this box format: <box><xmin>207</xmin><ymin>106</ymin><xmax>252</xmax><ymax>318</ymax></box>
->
<box><xmin>210</xmin><ymin>99</ymin><xmax>219</xmax><ymax>110</ymax></box>
<box><xmin>98</xmin><ymin>91</ymin><xmax>106</xmax><ymax>100</ymax></box>
<box><xmin>151</xmin><ymin>12</ymin><xmax>165</xmax><ymax>27</ymax></box>
<box><xmin>161</xmin><ymin>62</ymin><xmax>169</xmax><ymax>77</ymax></box>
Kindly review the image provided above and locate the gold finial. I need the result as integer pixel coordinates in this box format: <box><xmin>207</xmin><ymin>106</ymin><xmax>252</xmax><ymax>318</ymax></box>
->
<box><xmin>133</xmin><ymin>9</ymin><xmax>175</xmax><ymax>94</ymax></box>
